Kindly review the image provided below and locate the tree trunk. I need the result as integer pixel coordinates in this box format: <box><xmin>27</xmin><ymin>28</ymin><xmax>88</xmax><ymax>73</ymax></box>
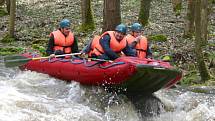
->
<box><xmin>200</xmin><ymin>0</ymin><xmax>208</xmax><ymax>46</ymax></box>
<box><xmin>102</xmin><ymin>0</ymin><xmax>121</xmax><ymax>32</ymax></box>
<box><xmin>194</xmin><ymin>0</ymin><xmax>210</xmax><ymax>82</ymax></box>
<box><xmin>9</xmin><ymin>0</ymin><xmax>15</xmax><ymax>37</ymax></box>
<box><xmin>172</xmin><ymin>0</ymin><xmax>182</xmax><ymax>16</ymax></box>
<box><xmin>6</xmin><ymin>0</ymin><xmax>10</xmax><ymax>13</ymax></box>
<box><xmin>81</xmin><ymin>0</ymin><xmax>95</xmax><ymax>31</ymax></box>
<box><xmin>138</xmin><ymin>0</ymin><xmax>152</xmax><ymax>26</ymax></box>
<box><xmin>184</xmin><ymin>0</ymin><xmax>195</xmax><ymax>38</ymax></box>
<box><xmin>0</xmin><ymin>0</ymin><xmax>5</xmax><ymax>6</ymax></box>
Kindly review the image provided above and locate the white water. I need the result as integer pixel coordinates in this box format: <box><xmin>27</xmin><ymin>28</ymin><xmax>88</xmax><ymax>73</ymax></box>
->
<box><xmin>152</xmin><ymin>89</ymin><xmax>215</xmax><ymax>121</ymax></box>
<box><xmin>1</xmin><ymin>61</ymin><xmax>215</xmax><ymax>121</ymax></box>
<box><xmin>0</xmin><ymin>62</ymin><xmax>140</xmax><ymax>121</ymax></box>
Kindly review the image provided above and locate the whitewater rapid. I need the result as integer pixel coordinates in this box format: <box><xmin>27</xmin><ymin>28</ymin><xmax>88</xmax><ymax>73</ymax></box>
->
<box><xmin>1</xmin><ymin>62</ymin><xmax>215</xmax><ymax>121</ymax></box>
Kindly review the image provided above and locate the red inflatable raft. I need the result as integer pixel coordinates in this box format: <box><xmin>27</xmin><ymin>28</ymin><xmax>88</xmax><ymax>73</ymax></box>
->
<box><xmin>19</xmin><ymin>53</ymin><xmax>182</xmax><ymax>95</ymax></box>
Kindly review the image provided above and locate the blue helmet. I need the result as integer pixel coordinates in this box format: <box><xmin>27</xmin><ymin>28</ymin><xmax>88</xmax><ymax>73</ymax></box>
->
<box><xmin>59</xmin><ymin>19</ymin><xmax>71</xmax><ymax>28</ymax></box>
<box><xmin>131</xmin><ymin>23</ymin><xmax>142</xmax><ymax>32</ymax></box>
<box><xmin>115</xmin><ymin>24</ymin><xmax>127</xmax><ymax>34</ymax></box>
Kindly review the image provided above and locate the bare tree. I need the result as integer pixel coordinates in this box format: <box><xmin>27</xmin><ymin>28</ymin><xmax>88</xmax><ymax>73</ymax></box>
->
<box><xmin>200</xmin><ymin>0</ymin><xmax>209</xmax><ymax>46</ymax></box>
<box><xmin>81</xmin><ymin>0</ymin><xmax>95</xmax><ymax>31</ymax></box>
<box><xmin>9</xmin><ymin>0</ymin><xmax>15</xmax><ymax>37</ymax></box>
<box><xmin>0</xmin><ymin>0</ymin><xmax>5</xmax><ymax>6</ymax></box>
<box><xmin>184</xmin><ymin>0</ymin><xmax>195</xmax><ymax>38</ymax></box>
<box><xmin>194</xmin><ymin>0</ymin><xmax>210</xmax><ymax>82</ymax></box>
<box><xmin>138</xmin><ymin>0</ymin><xmax>152</xmax><ymax>26</ymax></box>
<box><xmin>6</xmin><ymin>0</ymin><xmax>10</xmax><ymax>13</ymax></box>
<box><xmin>102</xmin><ymin>0</ymin><xmax>121</xmax><ymax>32</ymax></box>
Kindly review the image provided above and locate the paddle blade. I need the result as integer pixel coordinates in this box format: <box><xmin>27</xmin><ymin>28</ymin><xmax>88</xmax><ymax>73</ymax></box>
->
<box><xmin>4</xmin><ymin>55</ymin><xmax>31</xmax><ymax>67</ymax></box>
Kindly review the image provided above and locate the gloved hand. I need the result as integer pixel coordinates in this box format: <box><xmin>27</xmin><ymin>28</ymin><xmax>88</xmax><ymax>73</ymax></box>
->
<box><xmin>49</xmin><ymin>54</ymin><xmax>55</xmax><ymax>58</ymax></box>
<box><xmin>49</xmin><ymin>50</ymin><xmax>64</xmax><ymax>58</ymax></box>
<box><xmin>134</xmin><ymin>36</ymin><xmax>142</xmax><ymax>43</ymax></box>
<box><xmin>79</xmin><ymin>52</ymin><xmax>88</xmax><ymax>58</ymax></box>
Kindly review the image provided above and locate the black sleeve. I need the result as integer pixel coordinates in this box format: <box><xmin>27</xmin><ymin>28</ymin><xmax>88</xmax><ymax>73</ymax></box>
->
<box><xmin>46</xmin><ymin>34</ymin><xmax>55</xmax><ymax>55</ymax></box>
<box><xmin>146</xmin><ymin>44</ymin><xmax>153</xmax><ymax>58</ymax></box>
<box><xmin>100</xmin><ymin>34</ymin><xmax>119</xmax><ymax>60</ymax></box>
<box><xmin>81</xmin><ymin>40</ymin><xmax>92</xmax><ymax>53</ymax></box>
<box><xmin>122</xmin><ymin>42</ymin><xmax>136</xmax><ymax>56</ymax></box>
<box><xmin>130</xmin><ymin>41</ymin><xmax>138</xmax><ymax>48</ymax></box>
<box><xmin>71</xmin><ymin>36</ymin><xmax>79</xmax><ymax>53</ymax></box>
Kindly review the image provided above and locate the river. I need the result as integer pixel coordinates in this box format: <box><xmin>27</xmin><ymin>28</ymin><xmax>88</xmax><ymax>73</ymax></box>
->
<box><xmin>1</xmin><ymin>61</ymin><xmax>215</xmax><ymax>121</ymax></box>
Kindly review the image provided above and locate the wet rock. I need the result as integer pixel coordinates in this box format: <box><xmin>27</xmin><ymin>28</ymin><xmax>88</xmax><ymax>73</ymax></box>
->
<box><xmin>128</xmin><ymin>94</ymin><xmax>164</xmax><ymax>119</ymax></box>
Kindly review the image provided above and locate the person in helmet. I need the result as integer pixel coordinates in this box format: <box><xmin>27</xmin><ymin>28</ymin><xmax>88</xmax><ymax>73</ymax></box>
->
<box><xmin>46</xmin><ymin>19</ymin><xmax>79</xmax><ymax>57</ymax></box>
<box><xmin>126</xmin><ymin>23</ymin><xmax>152</xmax><ymax>59</ymax></box>
<box><xmin>81</xmin><ymin>24</ymin><xmax>136</xmax><ymax>60</ymax></box>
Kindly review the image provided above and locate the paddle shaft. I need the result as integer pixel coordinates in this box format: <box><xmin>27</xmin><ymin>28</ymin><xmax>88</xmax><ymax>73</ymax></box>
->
<box><xmin>32</xmin><ymin>53</ymin><xmax>82</xmax><ymax>60</ymax></box>
<box><xmin>3</xmin><ymin>53</ymin><xmax>82</xmax><ymax>67</ymax></box>
<box><xmin>3</xmin><ymin>52</ymin><xmax>114</xmax><ymax>68</ymax></box>
<box><xmin>87</xmin><ymin>58</ymin><xmax>113</xmax><ymax>62</ymax></box>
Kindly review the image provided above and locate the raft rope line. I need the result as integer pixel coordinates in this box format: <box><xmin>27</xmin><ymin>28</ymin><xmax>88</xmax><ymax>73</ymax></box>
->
<box><xmin>32</xmin><ymin>54</ymin><xmax>125</xmax><ymax>69</ymax></box>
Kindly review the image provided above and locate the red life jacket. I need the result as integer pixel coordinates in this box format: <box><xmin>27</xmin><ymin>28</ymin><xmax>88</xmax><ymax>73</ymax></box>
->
<box><xmin>126</xmin><ymin>34</ymin><xmax>148</xmax><ymax>59</ymax></box>
<box><xmin>89</xmin><ymin>31</ymin><xmax>127</xmax><ymax>56</ymax></box>
<box><xmin>51</xmin><ymin>30</ymin><xmax>74</xmax><ymax>54</ymax></box>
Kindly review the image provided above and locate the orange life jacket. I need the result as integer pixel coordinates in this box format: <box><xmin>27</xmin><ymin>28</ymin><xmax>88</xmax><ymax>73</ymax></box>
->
<box><xmin>126</xmin><ymin>34</ymin><xmax>148</xmax><ymax>59</ymax></box>
<box><xmin>51</xmin><ymin>30</ymin><xmax>74</xmax><ymax>54</ymax></box>
<box><xmin>89</xmin><ymin>31</ymin><xmax>127</xmax><ymax>56</ymax></box>
<box><xmin>88</xmin><ymin>35</ymin><xmax>100</xmax><ymax>56</ymax></box>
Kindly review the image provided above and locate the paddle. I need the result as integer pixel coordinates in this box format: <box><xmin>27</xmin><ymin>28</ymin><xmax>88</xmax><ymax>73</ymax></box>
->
<box><xmin>78</xmin><ymin>53</ymin><xmax>113</xmax><ymax>62</ymax></box>
<box><xmin>87</xmin><ymin>58</ymin><xmax>113</xmax><ymax>62</ymax></box>
<box><xmin>4</xmin><ymin>53</ymin><xmax>82</xmax><ymax>67</ymax></box>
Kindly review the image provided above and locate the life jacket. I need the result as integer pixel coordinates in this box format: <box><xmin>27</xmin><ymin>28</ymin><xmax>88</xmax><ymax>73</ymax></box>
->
<box><xmin>89</xmin><ymin>31</ymin><xmax>127</xmax><ymax>56</ymax></box>
<box><xmin>51</xmin><ymin>30</ymin><xmax>74</xmax><ymax>54</ymax></box>
<box><xmin>126</xmin><ymin>34</ymin><xmax>148</xmax><ymax>59</ymax></box>
<box><xmin>88</xmin><ymin>35</ymin><xmax>100</xmax><ymax>56</ymax></box>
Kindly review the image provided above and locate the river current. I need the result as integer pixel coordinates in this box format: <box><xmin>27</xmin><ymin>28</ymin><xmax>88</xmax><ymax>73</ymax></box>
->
<box><xmin>0</xmin><ymin>62</ymin><xmax>215</xmax><ymax>121</ymax></box>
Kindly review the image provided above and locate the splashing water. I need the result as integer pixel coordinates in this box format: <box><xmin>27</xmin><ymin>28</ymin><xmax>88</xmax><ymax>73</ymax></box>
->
<box><xmin>1</xmin><ymin>61</ymin><xmax>215</xmax><ymax>121</ymax></box>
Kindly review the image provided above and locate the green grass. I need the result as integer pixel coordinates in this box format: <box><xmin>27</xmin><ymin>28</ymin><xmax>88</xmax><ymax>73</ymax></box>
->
<box><xmin>148</xmin><ymin>34</ymin><xmax>167</xmax><ymax>42</ymax></box>
<box><xmin>0</xmin><ymin>7</ymin><xmax>8</xmax><ymax>17</ymax></box>
<box><xmin>0</xmin><ymin>47</ymin><xmax>24</xmax><ymax>56</ymax></box>
<box><xmin>1</xmin><ymin>34</ymin><xmax>17</xmax><ymax>43</ymax></box>
<box><xmin>32</xmin><ymin>44</ymin><xmax>46</xmax><ymax>56</ymax></box>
